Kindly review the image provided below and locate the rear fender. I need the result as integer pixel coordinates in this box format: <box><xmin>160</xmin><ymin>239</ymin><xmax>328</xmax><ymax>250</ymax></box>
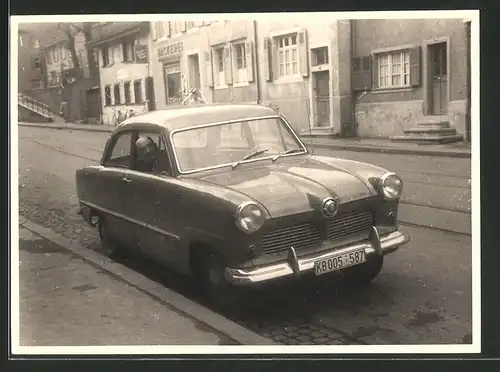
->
<box><xmin>78</xmin><ymin>204</ymin><xmax>99</xmax><ymax>227</ymax></box>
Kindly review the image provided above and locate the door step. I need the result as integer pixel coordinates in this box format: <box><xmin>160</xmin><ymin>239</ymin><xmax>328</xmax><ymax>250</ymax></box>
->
<box><xmin>389</xmin><ymin>134</ymin><xmax>463</xmax><ymax>144</ymax></box>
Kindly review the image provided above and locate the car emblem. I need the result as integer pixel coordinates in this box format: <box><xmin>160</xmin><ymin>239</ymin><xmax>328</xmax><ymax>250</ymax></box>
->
<box><xmin>322</xmin><ymin>197</ymin><xmax>338</xmax><ymax>217</ymax></box>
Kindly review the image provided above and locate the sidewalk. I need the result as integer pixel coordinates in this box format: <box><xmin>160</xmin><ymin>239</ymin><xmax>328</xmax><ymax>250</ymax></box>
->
<box><xmin>18</xmin><ymin>120</ymin><xmax>472</xmax><ymax>158</ymax></box>
<box><xmin>302</xmin><ymin>137</ymin><xmax>472</xmax><ymax>159</ymax></box>
<box><xmin>17</xmin><ymin>220</ymin><xmax>273</xmax><ymax>347</ymax></box>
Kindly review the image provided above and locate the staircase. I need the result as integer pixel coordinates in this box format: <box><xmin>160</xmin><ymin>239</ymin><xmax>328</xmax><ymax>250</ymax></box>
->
<box><xmin>389</xmin><ymin>116</ymin><xmax>463</xmax><ymax>144</ymax></box>
<box><xmin>18</xmin><ymin>93</ymin><xmax>55</xmax><ymax>123</ymax></box>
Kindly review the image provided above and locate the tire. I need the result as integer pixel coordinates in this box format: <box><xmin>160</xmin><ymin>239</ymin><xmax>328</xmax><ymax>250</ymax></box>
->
<box><xmin>98</xmin><ymin>216</ymin><xmax>126</xmax><ymax>259</ymax></box>
<box><xmin>195</xmin><ymin>249</ymin><xmax>234</xmax><ymax>310</ymax></box>
<box><xmin>342</xmin><ymin>255</ymin><xmax>384</xmax><ymax>286</ymax></box>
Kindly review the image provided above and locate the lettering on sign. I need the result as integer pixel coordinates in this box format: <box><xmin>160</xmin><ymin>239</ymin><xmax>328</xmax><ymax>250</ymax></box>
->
<box><xmin>157</xmin><ymin>42</ymin><xmax>184</xmax><ymax>59</ymax></box>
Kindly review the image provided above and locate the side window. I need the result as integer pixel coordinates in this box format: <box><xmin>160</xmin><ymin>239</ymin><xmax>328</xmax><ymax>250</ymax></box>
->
<box><xmin>134</xmin><ymin>132</ymin><xmax>172</xmax><ymax>175</ymax></box>
<box><xmin>104</xmin><ymin>132</ymin><xmax>132</xmax><ymax>168</ymax></box>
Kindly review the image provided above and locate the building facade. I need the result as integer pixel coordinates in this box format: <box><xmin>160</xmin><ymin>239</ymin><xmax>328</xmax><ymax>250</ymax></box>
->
<box><xmin>92</xmin><ymin>22</ymin><xmax>153</xmax><ymax>125</ymax></box>
<box><xmin>17</xmin><ymin>29</ymin><xmax>44</xmax><ymax>92</ymax></box>
<box><xmin>350</xmin><ymin>18</ymin><xmax>470</xmax><ymax>138</ymax></box>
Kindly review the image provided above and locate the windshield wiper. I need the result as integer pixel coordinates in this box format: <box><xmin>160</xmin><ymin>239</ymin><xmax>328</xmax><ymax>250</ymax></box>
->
<box><xmin>232</xmin><ymin>148</ymin><xmax>269</xmax><ymax>169</ymax></box>
<box><xmin>272</xmin><ymin>148</ymin><xmax>304</xmax><ymax>162</ymax></box>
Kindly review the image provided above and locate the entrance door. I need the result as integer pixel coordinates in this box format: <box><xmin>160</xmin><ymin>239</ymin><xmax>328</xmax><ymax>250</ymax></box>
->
<box><xmin>429</xmin><ymin>42</ymin><xmax>448</xmax><ymax>115</ymax></box>
<box><xmin>188</xmin><ymin>54</ymin><xmax>201</xmax><ymax>90</ymax></box>
<box><xmin>313</xmin><ymin>70</ymin><xmax>330</xmax><ymax>127</ymax></box>
<box><xmin>86</xmin><ymin>88</ymin><xmax>102</xmax><ymax>120</ymax></box>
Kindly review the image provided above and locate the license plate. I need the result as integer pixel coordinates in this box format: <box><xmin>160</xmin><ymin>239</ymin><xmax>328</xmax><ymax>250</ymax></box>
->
<box><xmin>314</xmin><ymin>248</ymin><xmax>366</xmax><ymax>276</ymax></box>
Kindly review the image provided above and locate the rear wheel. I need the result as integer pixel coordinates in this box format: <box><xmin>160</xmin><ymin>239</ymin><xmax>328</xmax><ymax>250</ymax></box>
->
<box><xmin>342</xmin><ymin>255</ymin><xmax>384</xmax><ymax>286</ymax></box>
<box><xmin>98</xmin><ymin>216</ymin><xmax>126</xmax><ymax>259</ymax></box>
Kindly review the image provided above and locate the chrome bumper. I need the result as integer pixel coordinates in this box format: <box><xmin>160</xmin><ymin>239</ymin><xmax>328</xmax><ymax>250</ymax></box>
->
<box><xmin>224</xmin><ymin>227</ymin><xmax>410</xmax><ymax>286</ymax></box>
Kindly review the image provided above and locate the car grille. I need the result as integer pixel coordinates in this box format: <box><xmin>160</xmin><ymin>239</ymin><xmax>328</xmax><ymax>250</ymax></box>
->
<box><xmin>327</xmin><ymin>210</ymin><xmax>375</xmax><ymax>241</ymax></box>
<box><xmin>261</xmin><ymin>223</ymin><xmax>322</xmax><ymax>255</ymax></box>
<box><xmin>260</xmin><ymin>210</ymin><xmax>375</xmax><ymax>255</ymax></box>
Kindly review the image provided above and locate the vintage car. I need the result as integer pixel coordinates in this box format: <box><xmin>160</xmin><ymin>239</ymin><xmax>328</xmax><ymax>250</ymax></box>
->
<box><xmin>76</xmin><ymin>103</ymin><xmax>410</xmax><ymax>301</ymax></box>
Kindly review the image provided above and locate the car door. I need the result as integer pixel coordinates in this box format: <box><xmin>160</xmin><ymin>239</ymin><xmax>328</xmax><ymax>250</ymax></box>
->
<box><xmin>98</xmin><ymin>130</ymin><xmax>138</xmax><ymax>250</ymax></box>
<box><xmin>123</xmin><ymin>130</ymin><xmax>186</xmax><ymax>271</ymax></box>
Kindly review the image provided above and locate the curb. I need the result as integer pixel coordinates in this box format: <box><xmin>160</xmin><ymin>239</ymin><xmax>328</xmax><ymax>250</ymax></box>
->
<box><xmin>19</xmin><ymin>122</ymin><xmax>114</xmax><ymax>133</ymax></box>
<box><xmin>19</xmin><ymin>218</ymin><xmax>274</xmax><ymax>346</ymax></box>
<box><xmin>307</xmin><ymin>141</ymin><xmax>471</xmax><ymax>159</ymax></box>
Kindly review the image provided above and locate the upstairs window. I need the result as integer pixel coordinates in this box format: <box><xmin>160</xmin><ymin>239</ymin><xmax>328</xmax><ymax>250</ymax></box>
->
<box><xmin>134</xmin><ymin>80</ymin><xmax>142</xmax><ymax>103</ymax></box>
<box><xmin>122</xmin><ymin>39</ymin><xmax>135</xmax><ymax>62</ymax></box>
<box><xmin>113</xmin><ymin>83</ymin><xmax>121</xmax><ymax>105</ymax></box>
<box><xmin>104</xmin><ymin>85</ymin><xmax>112</xmax><ymax>106</ymax></box>
<box><xmin>102</xmin><ymin>46</ymin><xmax>110</xmax><ymax>66</ymax></box>
<box><xmin>124</xmin><ymin>81</ymin><xmax>131</xmax><ymax>103</ymax></box>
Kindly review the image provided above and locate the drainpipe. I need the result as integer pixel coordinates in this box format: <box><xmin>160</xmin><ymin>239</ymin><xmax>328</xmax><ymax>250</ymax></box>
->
<box><xmin>253</xmin><ymin>20</ymin><xmax>261</xmax><ymax>104</ymax></box>
<box><xmin>464</xmin><ymin>20</ymin><xmax>471</xmax><ymax>143</ymax></box>
<box><xmin>349</xmin><ymin>19</ymin><xmax>357</xmax><ymax>138</ymax></box>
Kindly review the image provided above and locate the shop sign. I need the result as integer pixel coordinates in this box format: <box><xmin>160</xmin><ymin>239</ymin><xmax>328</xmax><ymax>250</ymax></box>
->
<box><xmin>157</xmin><ymin>42</ymin><xmax>183</xmax><ymax>59</ymax></box>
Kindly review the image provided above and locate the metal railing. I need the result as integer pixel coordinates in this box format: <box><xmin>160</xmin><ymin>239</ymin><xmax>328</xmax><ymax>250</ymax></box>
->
<box><xmin>18</xmin><ymin>93</ymin><xmax>52</xmax><ymax>119</ymax></box>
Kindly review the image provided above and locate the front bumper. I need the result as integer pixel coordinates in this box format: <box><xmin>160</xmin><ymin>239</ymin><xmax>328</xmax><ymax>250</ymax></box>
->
<box><xmin>224</xmin><ymin>226</ymin><xmax>410</xmax><ymax>286</ymax></box>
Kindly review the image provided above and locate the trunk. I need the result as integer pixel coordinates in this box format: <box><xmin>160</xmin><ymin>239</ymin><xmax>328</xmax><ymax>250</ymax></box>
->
<box><xmin>82</xmin><ymin>23</ymin><xmax>98</xmax><ymax>80</ymax></box>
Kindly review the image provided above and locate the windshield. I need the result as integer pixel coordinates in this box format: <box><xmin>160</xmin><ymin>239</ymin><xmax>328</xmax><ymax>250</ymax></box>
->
<box><xmin>171</xmin><ymin>117</ymin><xmax>306</xmax><ymax>173</ymax></box>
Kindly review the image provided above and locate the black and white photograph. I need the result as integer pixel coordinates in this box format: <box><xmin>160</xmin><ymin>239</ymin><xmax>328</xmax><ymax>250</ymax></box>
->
<box><xmin>10</xmin><ymin>10</ymin><xmax>480</xmax><ymax>355</ymax></box>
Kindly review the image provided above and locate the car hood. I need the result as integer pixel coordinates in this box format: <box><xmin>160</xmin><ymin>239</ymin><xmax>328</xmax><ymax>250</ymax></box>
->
<box><xmin>197</xmin><ymin>156</ymin><xmax>378</xmax><ymax>218</ymax></box>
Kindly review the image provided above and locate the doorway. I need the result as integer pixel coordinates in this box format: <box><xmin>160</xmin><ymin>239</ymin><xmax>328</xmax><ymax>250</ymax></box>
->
<box><xmin>187</xmin><ymin>53</ymin><xmax>201</xmax><ymax>90</ymax></box>
<box><xmin>313</xmin><ymin>70</ymin><xmax>331</xmax><ymax>127</ymax></box>
<box><xmin>428</xmin><ymin>42</ymin><xmax>448</xmax><ymax>115</ymax></box>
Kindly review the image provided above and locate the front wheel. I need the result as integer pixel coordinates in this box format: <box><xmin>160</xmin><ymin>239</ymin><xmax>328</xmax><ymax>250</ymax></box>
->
<box><xmin>98</xmin><ymin>216</ymin><xmax>126</xmax><ymax>259</ymax></box>
<box><xmin>196</xmin><ymin>250</ymin><xmax>234</xmax><ymax>310</ymax></box>
<box><xmin>342</xmin><ymin>255</ymin><xmax>384</xmax><ymax>286</ymax></box>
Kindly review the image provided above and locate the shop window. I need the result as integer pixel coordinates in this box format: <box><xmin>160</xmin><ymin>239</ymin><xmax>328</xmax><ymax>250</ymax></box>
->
<box><xmin>312</xmin><ymin>47</ymin><xmax>328</xmax><ymax>66</ymax></box>
<box><xmin>113</xmin><ymin>83</ymin><xmax>121</xmax><ymax>105</ymax></box>
<box><xmin>122</xmin><ymin>39</ymin><xmax>135</xmax><ymax>62</ymax></box>
<box><xmin>377</xmin><ymin>50</ymin><xmax>410</xmax><ymax>88</ymax></box>
<box><xmin>214</xmin><ymin>47</ymin><xmax>225</xmax><ymax>86</ymax></box>
<box><xmin>104</xmin><ymin>85</ymin><xmax>112</xmax><ymax>106</ymax></box>
<box><xmin>164</xmin><ymin>63</ymin><xmax>182</xmax><ymax>104</ymax></box>
<box><xmin>134</xmin><ymin>80</ymin><xmax>143</xmax><ymax>103</ymax></box>
<box><xmin>276</xmin><ymin>33</ymin><xmax>299</xmax><ymax>78</ymax></box>
<box><xmin>124</xmin><ymin>81</ymin><xmax>131</xmax><ymax>103</ymax></box>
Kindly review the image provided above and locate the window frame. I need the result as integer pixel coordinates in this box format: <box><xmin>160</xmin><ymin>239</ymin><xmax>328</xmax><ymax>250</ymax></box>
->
<box><xmin>213</xmin><ymin>46</ymin><xmax>226</xmax><ymax>88</ymax></box>
<box><xmin>274</xmin><ymin>33</ymin><xmax>300</xmax><ymax>79</ymax></box>
<box><xmin>124</xmin><ymin>81</ymin><xmax>132</xmax><ymax>104</ymax></box>
<box><xmin>102</xmin><ymin>46</ymin><xmax>110</xmax><ymax>67</ymax></box>
<box><xmin>163</xmin><ymin>62</ymin><xmax>182</xmax><ymax>104</ymax></box>
<box><xmin>133</xmin><ymin>80</ymin><xmax>143</xmax><ymax>104</ymax></box>
<box><xmin>122</xmin><ymin>39</ymin><xmax>135</xmax><ymax>62</ymax></box>
<box><xmin>113</xmin><ymin>83</ymin><xmax>121</xmax><ymax>105</ymax></box>
<box><xmin>102</xmin><ymin>131</ymin><xmax>134</xmax><ymax>169</ymax></box>
<box><xmin>104</xmin><ymin>85</ymin><xmax>112</xmax><ymax>106</ymax></box>
<box><xmin>232</xmin><ymin>42</ymin><xmax>248</xmax><ymax>86</ymax></box>
<box><xmin>375</xmin><ymin>49</ymin><xmax>411</xmax><ymax>89</ymax></box>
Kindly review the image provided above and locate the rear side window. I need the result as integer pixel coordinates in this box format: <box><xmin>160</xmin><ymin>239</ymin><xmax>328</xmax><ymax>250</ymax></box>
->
<box><xmin>104</xmin><ymin>132</ymin><xmax>132</xmax><ymax>168</ymax></box>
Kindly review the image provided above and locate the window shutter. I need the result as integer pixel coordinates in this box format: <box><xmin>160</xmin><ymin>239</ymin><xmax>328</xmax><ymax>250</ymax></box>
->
<box><xmin>371</xmin><ymin>54</ymin><xmax>379</xmax><ymax>89</ymax></box>
<box><xmin>224</xmin><ymin>45</ymin><xmax>233</xmax><ymax>85</ymax></box>
<box><xmin>99</xmin><ymin>48</ymin><xmax>104</xmax><ymax>67</ymax></box>
<box><xmin>151</xmin><ymin>23</ymin><xmax>157</xmax><ymax>41</ymax></box>
<box><xmin>119</xmin><ymin>43</ymin><xmax>124</xmax><ymax>62</ymax></box>
<box><xmin>351</xmin><ymin>57</ymin><xmax>362</xmax><ymax>91</ymax></box>
<box><xmin>204</xmin><ymin>51</ymin><xmax>214</xmax><ymax>87</ymax></box>
<box><xmin>298</xmin><ymin>29</ymin><xmax>309</xmax><ymax>77</ymax></box>
<box><xmin>271</xmin><ymin>39</ymin><xmax>279</xmax><ymax>81</ymax></box>
<box><xmin>263</xmin><ymin>37</ymin><xmax>271</xmax><ymax>81</ymax></box>
<box><xmin>181</xmin><ymin>21</ymin><xmax>187</xmax><ymax>32</ymax></box>
<box><xmin>409</xmin><ymin>46</ymin><xmax>421</xmax><ymax>87</ymax></box>
<box><xmin>361</xmin><ymin>55</ymin><xmax>372</xmax><ymax>89</ymax></box>
<box><xmin>245</xmin><ymin>40</ymin><xmax>254</xmax><ymax>82</ymax></box>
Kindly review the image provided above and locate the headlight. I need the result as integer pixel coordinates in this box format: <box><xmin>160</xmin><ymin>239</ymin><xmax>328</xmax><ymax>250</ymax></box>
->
<box><xmin>380</xmin><ymin>172</ymin><xmax>403</xmax><ymax>200</ymax></box>
<box><xmin>235</xmin><ymin>202</ymin><xmax>265</xmax><ymax>233</ymax></box>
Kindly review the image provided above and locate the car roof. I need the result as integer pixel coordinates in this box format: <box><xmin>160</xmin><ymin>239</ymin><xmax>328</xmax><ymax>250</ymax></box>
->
<box><xmin>117</xmin><ymin>103</ymin><xmax>279</xmax><ymax>133</ymax></box>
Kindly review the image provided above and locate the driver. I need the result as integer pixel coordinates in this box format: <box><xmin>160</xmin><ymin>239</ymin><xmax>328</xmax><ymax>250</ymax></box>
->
<box><xmin>135</xmin><ymin>136</ymin><xmax>158</xmax><ymax>172</ymax></box>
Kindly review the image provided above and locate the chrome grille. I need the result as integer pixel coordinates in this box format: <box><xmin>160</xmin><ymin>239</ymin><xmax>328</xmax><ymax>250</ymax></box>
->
<box><xmin>261</xmin><ymin>223</ymin><xmax>322</xmax><ymax>255</ymax></box>
<box><xmin>327</xmin><ymin>211</ymin><xmax>374</xmax><ymax>241</ymax></box>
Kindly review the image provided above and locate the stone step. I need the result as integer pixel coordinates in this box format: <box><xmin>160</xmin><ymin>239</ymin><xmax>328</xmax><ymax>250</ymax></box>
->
<box><xmin>389</xmin><ymin>134</ymin><xmax>463</xmax><ymax>144</ymax></box>
<box><xmin>414</xmin><ymin>115</ymin><xmax>450</xmax><ymax>125</ymax></box>
<box><xmin>404</xmin><ymin>127</ymin><xmax>457</xmax><ymax>136</ymax></box>
<box><xmin>300</xmin><ymin>127</ymin><xmax>336</xmax><ymax>137</ymax></box>
<box><xmin>416</xmin><ymin>121</ymin><xmax>451</xmax><ymax>129</ymax></box>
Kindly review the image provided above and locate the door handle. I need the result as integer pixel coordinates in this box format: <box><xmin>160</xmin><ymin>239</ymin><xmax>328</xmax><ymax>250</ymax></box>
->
<box><xmin>122</xmin><ymin>177</ymin><xmax>132</xmax><ymax>183</ymax></box>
